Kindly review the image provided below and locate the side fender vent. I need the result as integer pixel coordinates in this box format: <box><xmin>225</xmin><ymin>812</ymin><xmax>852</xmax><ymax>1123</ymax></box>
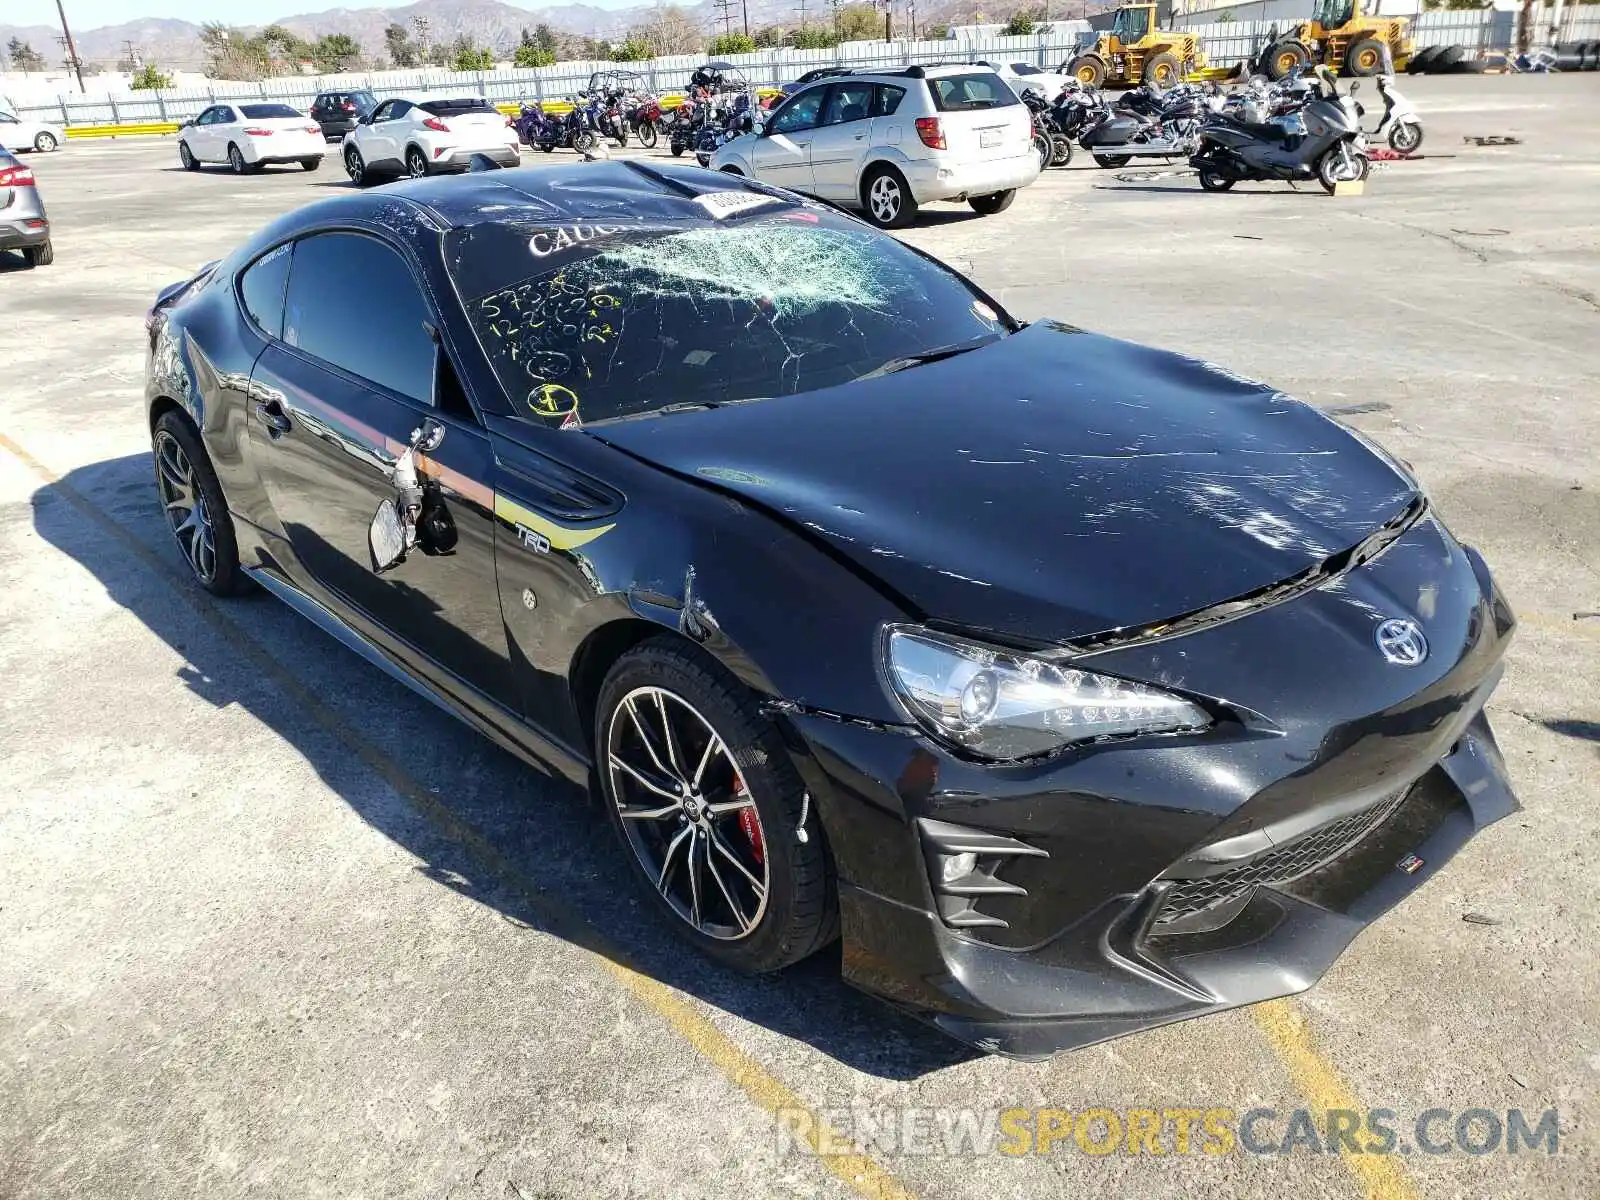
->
<box><xmin>917</xmin><ymin>818</ymin><xmax>1048</xmax><ymax>931</ymax></box>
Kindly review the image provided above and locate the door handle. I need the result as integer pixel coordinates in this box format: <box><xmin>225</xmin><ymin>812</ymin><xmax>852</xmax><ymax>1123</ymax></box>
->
<box><xmin>256</xmin><ymin>398</ymin><xmax>292</xmax><ymax>437</ymax></box>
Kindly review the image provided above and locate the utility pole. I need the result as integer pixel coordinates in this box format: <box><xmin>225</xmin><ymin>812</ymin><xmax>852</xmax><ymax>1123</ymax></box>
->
<box><xmin>413</xmin><ymin>15</ymin><xmax>432</xmax><ymax>63</ymax></box>
<box><xmin>54</xmin><ymin>0</ymin><xmax>86</xmax><ymax>91</ymax></box>
<box><xmin>883</xmin><ymin>0</ymin><xmax>892</xmax><ymax>42</ymax></box>
<box><xmin>742</xmin><ymin>0</ymin><xmax>750</xmax><ymax>37</ymax></box>
<box><xmin>122</xmin><ymin>39</ymin><xmax>143</xmax><ymax>69</ymax></box>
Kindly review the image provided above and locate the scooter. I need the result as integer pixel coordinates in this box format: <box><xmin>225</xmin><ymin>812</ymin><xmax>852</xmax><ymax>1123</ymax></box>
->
<box><xmin>1189</xmin><ymin>66</ymin><xmax>1369</xmax><ymax>194</ymax></box>
<box><xmin>1357</xmin><ymin>75</ymin><xmax>1423</xmax><ymax>153</ymax></box>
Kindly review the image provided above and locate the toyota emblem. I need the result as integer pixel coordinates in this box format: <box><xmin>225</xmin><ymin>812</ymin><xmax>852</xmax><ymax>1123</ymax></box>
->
<box><xmin>1375</xmin><ymin>618</ymin><xmax>1428</xmax><ymax>666</ymax></box>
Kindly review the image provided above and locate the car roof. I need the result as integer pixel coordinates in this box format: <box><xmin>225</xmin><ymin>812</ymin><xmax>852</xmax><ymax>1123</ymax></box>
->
<box><xmin>260</xmin><ymin>161</ymin><xmax>813</xmax><ymax>242</ymax></box>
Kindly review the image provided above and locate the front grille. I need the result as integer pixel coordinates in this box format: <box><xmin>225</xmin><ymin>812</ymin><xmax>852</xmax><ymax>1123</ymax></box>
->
<box><xmin>1153</xmin><ymin>787</ymin><xmax>1410</xmax><ymax>930</ymax></box>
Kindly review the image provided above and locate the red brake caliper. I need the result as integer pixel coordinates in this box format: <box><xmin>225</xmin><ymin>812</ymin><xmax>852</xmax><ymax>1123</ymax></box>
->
<box><xmin>734</xmin><ymin>771</ymin><xmax>764</xmax><ymax>865</ymax></box>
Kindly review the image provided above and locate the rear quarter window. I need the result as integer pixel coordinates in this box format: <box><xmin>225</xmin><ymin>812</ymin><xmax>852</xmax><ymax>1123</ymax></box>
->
<box><xmin>929</xmin><ymin>73</ymin><xmax>1020</xmax><ymax>112</ymax></box>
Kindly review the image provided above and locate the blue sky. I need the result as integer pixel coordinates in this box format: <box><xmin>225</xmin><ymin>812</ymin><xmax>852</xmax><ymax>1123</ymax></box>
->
<box><xmin>9</xmin><ymin>0</ymin><xmax>638</xmax><ymax>31</ymax></box>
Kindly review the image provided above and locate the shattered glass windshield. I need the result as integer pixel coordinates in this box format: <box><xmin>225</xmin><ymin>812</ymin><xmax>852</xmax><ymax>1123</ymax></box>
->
<box><xmin>446</xmin><ymin>207</ymin><xmax>1009</xmax><ymax>427</ymax></box>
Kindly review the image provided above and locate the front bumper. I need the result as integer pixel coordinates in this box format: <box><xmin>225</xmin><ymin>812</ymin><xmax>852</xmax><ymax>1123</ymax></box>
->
<box><xmin>902</xmin><ymin>151</ymin><xmax>1042</xmax><ymax>204</ymax></box>
<box><xmin>779</xmin><ymin>523</ymin><xmax>1519</xmax><ymax>1057</ymax></box>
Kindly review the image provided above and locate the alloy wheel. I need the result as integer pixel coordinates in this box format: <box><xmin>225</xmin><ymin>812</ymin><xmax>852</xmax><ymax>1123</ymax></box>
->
<box><xmin>229</xmin><ymin>145</ymin><xmax>244</xmax><ymax>173</ymax></box>
<box><xmin>868</xmin><ymin>174</ymin><xmax>901</xmax><ymax>224</ymax></box>
<box><xmin>345</xmin><ymin>146</ymin><xmax>363</xmax><ymax>183</ymax></box>
<box><xmin>154</xmin><ymin>430</ymin><xmax>217</xmax><ymax>584</ymax></box>
<box><xmin>36</xmin><ymin>132</ymin><xmax>58</xmax><ymax>152</ymax></box>
<box><xmin>407</xmin><ymin>149</ymin><xmax>428</xmax><ymax>178</ymax></box>
<box><xmin>606</xmin><ymin>686</ymin><xmax>770</xmax><ymax>941</ymax></box>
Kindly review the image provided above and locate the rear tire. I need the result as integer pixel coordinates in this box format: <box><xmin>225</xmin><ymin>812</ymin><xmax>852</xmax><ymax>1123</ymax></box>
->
<box><xmin>1092</xmin><ymin>152</ymin><xmax>1132</xmax><ymax>168</ymax></box>
<box><xmin>860</xmin><ymin>164</ymin><xmax>917</xmax><ymax>229</ymax></box>
<box><xmin>24</xmin><ymin>239</ymin><xmax>54</xmax><ymax>266</ymax></box>
<box><xmin>595</xmin><ymin>638</ymin><xmax>838</xmax><ymax>975</ymax></box>
<box><xmin>152</xmin><ymin>411</ymin><xmax>247</xmax><ymax>597</ymax></box>
<box><xmin>1070</xmin><ymin>54</ymin><xmax>1107</xmax><ymax>87</ymax></box>
<box><xmin>405</xmin><ymin>146</ymin><xmax>430</xmax><ymax>178</ymax></box>
<box><xmin>227</xmin><ymin>143</ymin><xmax>248</xmax><ymax>174</ymax></box>
<box><xmin>1345</xmin><ymin>36</ymin><xmax>1386</xmax><ymax>77</ymax></box>
<box><xmin>1032</xmin><ymin>129</ymin><xmax>1052</xmax><ymax>169</ymax></box>
<box><xmin>969</xmin><ymin>189</ymin><xmax>1015</xmax><ymax>215</ymax></box>
<box><xmin>344</xmin><ymin>145</ymin><xmax>368</xmax><ymax>185</ymax></box>
<box><xmin>300</xmin><ymin>156</ymin><xmax>322</xmax><ymax>171</ymax></box>
<box><xmin>670</xmin><ymin>142</ymin><xmax>685</xmax><ymax>157</ymax></box>
<box><xmin>1198</xmin><ymin>168</ymin><xmax>1235</xmax><ymax>192</ymax></box>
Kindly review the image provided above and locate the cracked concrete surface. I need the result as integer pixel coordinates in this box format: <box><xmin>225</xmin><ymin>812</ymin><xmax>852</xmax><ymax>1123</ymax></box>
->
<box><xmin>1</xmin><ymin>72</ymin><xmax>1596</xmax><ymax>1200</ymax></box>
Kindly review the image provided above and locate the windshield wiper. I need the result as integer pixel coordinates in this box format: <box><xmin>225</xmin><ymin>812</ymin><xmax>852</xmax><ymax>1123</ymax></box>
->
<box><xmin>858</xmin><ymin>336</ymin><xmax>999</xmax><ymax>381</ymax></box>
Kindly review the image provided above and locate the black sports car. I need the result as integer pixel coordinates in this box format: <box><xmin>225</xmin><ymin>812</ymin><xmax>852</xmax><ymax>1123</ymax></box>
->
<box><xmin>144</xmin><ymin>162</ymin><xmax>1519</xmax><ymax>1058</ymax></box>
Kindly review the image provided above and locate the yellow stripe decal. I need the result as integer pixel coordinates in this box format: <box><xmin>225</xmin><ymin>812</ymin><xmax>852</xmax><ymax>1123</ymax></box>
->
<box><xmin>493</xmin><ymin>493</ymin><xmax>614</xmax><ymax>551</ymax></box>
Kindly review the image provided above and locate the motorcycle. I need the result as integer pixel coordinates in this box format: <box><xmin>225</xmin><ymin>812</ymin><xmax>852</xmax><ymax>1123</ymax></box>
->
<box><xmin>1358</xmin><ymin>75</ymin><xmax>1423</xmax><ymax>153</ymax></box>
<box><xmin>1077</xmin><ymin>84</ymin><xmax>1214</xmax><ymax>167</ymax></box>
<box><xmin>595</xmin><ymin>87</ymin><xmax>630</xmax><ymax>148</ymax></box>
<box><xmin>628</xmin><ymin>94</ymin><xmax>666</xmax><ymax>148</ymax></box>
<box><xmin>668</xmin><ymin>91</ymin><xmax>708</xmax><ymax>158</ymax></box>
<box><xmin>1189</xmin><ymin>65</ymin><xmax>1370</xmax><ymax>194</ymax></box>
<box><xmin>513</xmin><ymin>100</ymin><xmax>559</xmax><ymax>149</ymax></box>
<box><xmin>1021</xmin><ymin>87</ymin><xmax>1073</xmax><ymax>167</ymax></box>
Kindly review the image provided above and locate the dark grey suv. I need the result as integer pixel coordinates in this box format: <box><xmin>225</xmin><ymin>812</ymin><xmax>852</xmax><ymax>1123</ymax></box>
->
<box><xmin>310</xmin><ymin>90</ymin><xmax>378</xmax><ymax>141</ymax></box>
<box><xmin>0</xmin><ymin>147</ymin><xmax>51</xmax><ymax>266</ymax></box>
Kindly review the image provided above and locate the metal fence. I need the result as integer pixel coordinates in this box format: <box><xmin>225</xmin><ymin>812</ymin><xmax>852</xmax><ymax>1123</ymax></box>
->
<box><xmin>5</xmin><ymin>9</ymin><xmax>1587</xmax><ymax>129</ymax></box>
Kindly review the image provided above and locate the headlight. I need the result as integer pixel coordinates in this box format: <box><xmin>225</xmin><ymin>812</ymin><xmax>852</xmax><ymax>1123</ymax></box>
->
<box><xmin>883</xmin><ymin>626</ymin><xmax>1211</xmax><ymax>761</ymax></box>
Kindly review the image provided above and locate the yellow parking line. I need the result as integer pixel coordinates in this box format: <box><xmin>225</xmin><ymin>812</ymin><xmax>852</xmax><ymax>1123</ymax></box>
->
<box><xmin>1252</xmin><ymin>1001</ymin><xmax>1422</xmax><ymax>1200</ymax></box>
<box><xmin>0</xmin><ymin>430</ymin><xmax>915</xmax><ymax>1200</ymax></box>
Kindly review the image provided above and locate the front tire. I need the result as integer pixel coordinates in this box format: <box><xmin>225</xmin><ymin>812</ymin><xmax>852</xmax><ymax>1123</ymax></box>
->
<box><xmin>1318</xmin><ymin>143</ymin><xmax>1370</xmax><ymax>193</ymax></box>
<box><xmin>35</xmin><ymin>131</ymin><xmax>58</xmax><ymax>152</ymax></box>
<box><xmin>1198</xmin><ymin>168</ymin><xmax>1235</xmax><ymax>191</ymax></box>
<box><xmin>152</xmin><ymin>412</ymin><xmax>246</xmax><ymax>596</ymax></box>
<box><xmin>969</xmin><ymin>189</ymin><xmax>1015</xmax><ymax>215</ymax></box>
<box><xmin>1345</xmin><ymin>36</ymin><xmax>1386</xmax><ymax>77</ymax></box>
<box><xmin>596</xmin><ymin>639</ymin><xmax>837</xmax><ymax>973</ymax></box>
<box><xmin>1032</xmin><ymin>129</ymin><xmax>1052</xmax><ymax>169</ymax></box>
<box><xmin>1265</xmin><ymin>40</ymin><xmax>1311</xmax><ymax>81</ymax></box>
<box><xmin>1144</xmin><ymin>51</ymin><xmax>1181</xmax><ymax>89</ymax></box>
<box><xmin>1050</xmin><ymin>134</ymin><xmax>1074</xmax><ymax>167</ymax></box>
<box><xmin>1389</xmin><ymin>120</ymin><xmax>1423</xmax><ymax>153</ymax></box>
<box><xmin>860</xmin><ymin>164</ymin><xmax>917</xmax><ymax>229</ymax></box>
<box><xmin>636</xmin><ymin>122</ymin><xmax>658</xmax><ymax>148</ymax></box>
<box><xmin>405</xmin><ymin>146</ymin><xmax>430</xmax><ymax>178</ymax></box>
<box><xmin>1070</xmin><ymin>54</ymin><xmax>1107</xmax><ymax>87</ymax></box>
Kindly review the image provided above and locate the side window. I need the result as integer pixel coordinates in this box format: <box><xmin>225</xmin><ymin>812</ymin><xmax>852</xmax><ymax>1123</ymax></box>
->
<box><xmin>389</xmin><ymin>100</ymin><xmax>413</xmax><ymax>119</ymax></box>
<box><xmin>873</xmin><ymin>85</ymin><xmax>906</xmax><ymax>118</ymax></box>
<box><xmin>820</xmin><ymin>82</ymin><xmax>875</xmax><ymax>127</ymax></box>
<box><xmin>217</xmin><ymin>107</ymin><xmax>238</xmax><ymax>124</ymax></box>
<box><xmin>239</xmin><ymin>242</ymin><xmax>293</xmax><ymax>339</ymax></box>
<box><xmin>770</xmin><ymin>88</ymin><xmax>825</xmax><ymax>135</ymax></box>
<box><xmin>370</xmin><ymin>100</ymin><xmax>394</xmax><ymax>122</ymax></box>
<box><xmin>282</xmin><ymin>232</ymin><xmax>436</xmax><ymax>405</ymax></box>
<box><xmin>193</xmin><ymin>108</ymin><xmax>214</xmax><ymax>126</ymax></box>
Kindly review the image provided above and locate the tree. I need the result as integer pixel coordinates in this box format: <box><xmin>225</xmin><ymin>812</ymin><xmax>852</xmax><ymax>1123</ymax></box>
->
<box><xmin>7</xmin><ymin>38</ymin><xmax>46</xmax><ymax>73</ymax></box>
<box><xmin>836</xmin><ymin>3</ymin><xmax>880</xmax><ymax>41</ymax></box>
<box><xmin>611</xmin><ymin>36</ymin><xmax>654</xmax><ymax>61</ymax></box>
<box><xmin>1002</xmin><ymin>10</ymin><xmax>1038</xmax><ymax>35</ymax></box>
<box><xmin>312</xmin><ymin>33</ymin><xmax>361</xmax><ymax>72</ymax></box>
<box><xmin>708</xmin><ymin>32</ymin><xmax>757</xmax><ymax>54</ymax></box>
<box><xmin>753</xmin><ymin>24</ymin><xmax>786</xmax><ymax>47</ymax></box>
<box><xmin>449</xmin><ymin>37</ymin><xmax>495</xmax><ymax>71</ymax></box>
<box><xmin>514</xmin><ymin>43</ymin><xmax>555</xmax><ymax>67</ymax></box>
<box><xmin>130</xmin><ymin>62</ymin><xmax>173</xmax><ymax>88</ymax></box>
<box><xmin>384</xmin><ymin>23</ymin><xmax>418</xmax><ymax>67</ymax></box>
<box><xmin>200</xmin><ymin>23</ymin><xmax>266</xmax><ymax>80</ymax></box>
<box><xmin>791</xmin><ymin>25</ymin><xmax>838</xmax><ymax>48</ymax></box>
<box><xmin>636</xmin><ymin>6</ymin><xmax>704</xmax><ymax>56</ymax></box>
<box><xmin>530</xmin><ymin>24</ymin><xmax>559</xmax><ymax>55</ymax></box>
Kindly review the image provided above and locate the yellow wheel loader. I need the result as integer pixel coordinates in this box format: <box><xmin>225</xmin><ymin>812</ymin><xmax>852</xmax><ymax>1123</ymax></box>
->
<box><xmin>1255</xmin><ymin>0</ymin><xmax>1414</xmax><ymax>80</ymax></box>
<box><xmin>1063</xmin><ymin>4</ymin><xmax>1207</xmax><ymax>90</ymax></box>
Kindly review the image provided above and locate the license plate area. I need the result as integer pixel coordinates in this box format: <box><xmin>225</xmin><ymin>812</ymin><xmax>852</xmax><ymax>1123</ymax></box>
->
<box><xmin>979</xmin><ymin>128</ymin><xmax>1002</xmax><ymax>148</ymax></box>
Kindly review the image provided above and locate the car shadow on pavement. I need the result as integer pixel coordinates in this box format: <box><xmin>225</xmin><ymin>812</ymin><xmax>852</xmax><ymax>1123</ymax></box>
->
<box><xmin>32</xmin><ymin>453</ymin><xmax>978</xmax><ymax>1082</ymax></box>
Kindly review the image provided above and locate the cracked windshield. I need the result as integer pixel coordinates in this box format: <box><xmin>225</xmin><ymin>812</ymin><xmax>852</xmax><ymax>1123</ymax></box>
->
<box><xmin>448</xmin><ymin>208</ymin><xmax>1009</xmax><ymax>426</ymax></box>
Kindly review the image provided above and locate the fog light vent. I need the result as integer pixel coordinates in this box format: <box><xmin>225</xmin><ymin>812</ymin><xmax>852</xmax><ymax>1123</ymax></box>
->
<box><xmin>917</xmin><ymin>817</ymin><xmax>1048</xmax><ymax>931</ymax></box>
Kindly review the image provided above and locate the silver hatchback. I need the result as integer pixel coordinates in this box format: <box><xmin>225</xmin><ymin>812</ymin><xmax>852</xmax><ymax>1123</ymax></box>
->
<box><xmin>0</xmin><ymin>148</ymin><xmax>52</xmax><ymax>267</ymax></box>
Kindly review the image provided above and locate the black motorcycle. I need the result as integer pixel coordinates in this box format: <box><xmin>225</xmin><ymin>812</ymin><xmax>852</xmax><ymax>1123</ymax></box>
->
<box><xmin>1189</xmin><ymin>66</ymin><xmax>1370</xmax><ymax>194</ymax></box>
<box><xmin>1078</xmin><ymin>84</ymin><xmax>1212</xmax><ymax>168</ymax></box>
<box><xmin>1021</xmin><ymin>87</ymin><xmax>1073</xmax><ymax>167</ymax></box>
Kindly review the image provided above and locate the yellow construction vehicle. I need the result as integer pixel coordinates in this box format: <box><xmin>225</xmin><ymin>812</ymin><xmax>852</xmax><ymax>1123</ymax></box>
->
<box><xmin>1255</xmin><ymin>0</ymin><xmax>1414</xmax><ymax>79</ymax></box>
<box><xmin>1063</xmin><ymin>4</ymin><xmax>1207</xmax><ymax>90</ymax></box>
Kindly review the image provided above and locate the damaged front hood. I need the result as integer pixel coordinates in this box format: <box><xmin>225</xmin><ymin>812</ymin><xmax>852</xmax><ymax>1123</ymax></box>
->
<box><xmin>592</xmin><ymin>322</ymin><xmax>1419</xmax><ymax>646</ymax></box>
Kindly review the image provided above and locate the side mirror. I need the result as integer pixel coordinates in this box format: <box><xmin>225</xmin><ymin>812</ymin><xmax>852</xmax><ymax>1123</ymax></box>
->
<box><xmin>180</xmin><ymin>119</ymin><xmax>193</xmax><ymax>128</ymax></box>
<box><xmin>368</xmin><ymin>499</ymin><xmax>407</xmax><ymax>573</ymax></box>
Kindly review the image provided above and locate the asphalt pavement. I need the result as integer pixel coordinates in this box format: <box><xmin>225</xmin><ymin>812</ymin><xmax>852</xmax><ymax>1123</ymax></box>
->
<box><xmin>1</xmin><ymin>72</ymin><xmax>1596</xmax><ymax>1200</ymax></box>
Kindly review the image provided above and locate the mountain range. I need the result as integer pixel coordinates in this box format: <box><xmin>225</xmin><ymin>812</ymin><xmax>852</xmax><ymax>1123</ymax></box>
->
<box><xmin>1</xmin><ymin>0</ymin><xmax>1070</xmax><ymax>72</ymax></box>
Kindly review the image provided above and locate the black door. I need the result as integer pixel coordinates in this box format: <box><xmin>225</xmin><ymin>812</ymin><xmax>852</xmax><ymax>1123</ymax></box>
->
<box><xmin>246</xmin><ymin>230</ymin><xmax>517</xmax><ymax>709</ymax></box>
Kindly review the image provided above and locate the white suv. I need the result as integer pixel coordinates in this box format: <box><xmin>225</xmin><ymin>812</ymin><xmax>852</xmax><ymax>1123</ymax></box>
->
<box><xmin>710</xmin><ymin>65</ymin><xmax>1039</xmax><ymax>228</ymax></box>
<box><xmin>342</xmin><ymin>95</ymin><xmax>520</xmax><ymax>185</ymax></box>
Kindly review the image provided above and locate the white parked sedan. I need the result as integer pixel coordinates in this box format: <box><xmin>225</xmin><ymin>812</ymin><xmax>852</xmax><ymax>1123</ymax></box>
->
<box><xmin>178</xmin><ymin>103</ymin><xmax>325</xmax><ymax>174</ymax></box>
<box><xmin>710</xmin><ymin>65</ymin><xmax>1039</xmax><ymax>229</ymax></box>
<box><xmin>341</xmin><ymin>95</ymin><xmax>520</xmax><ymax>185</ymax></box>
<box><xmin>0</xmin><ymin>109</ymin><xmax>65</xmax><ymax>153</ymax></box>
